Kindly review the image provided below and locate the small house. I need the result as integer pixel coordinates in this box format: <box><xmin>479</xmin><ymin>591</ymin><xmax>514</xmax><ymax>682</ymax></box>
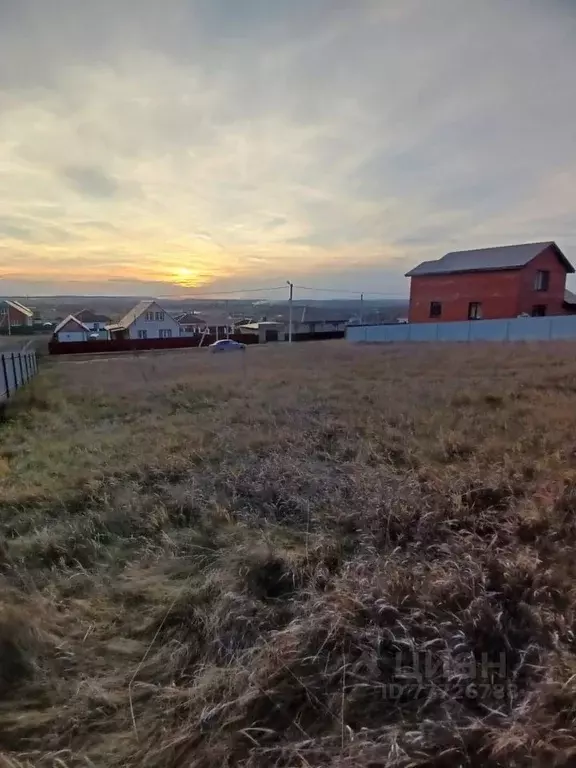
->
<box><xmin>54</xmin><ymin>315</ymin><xmax>90</xmax><ymax>342</ymax></box>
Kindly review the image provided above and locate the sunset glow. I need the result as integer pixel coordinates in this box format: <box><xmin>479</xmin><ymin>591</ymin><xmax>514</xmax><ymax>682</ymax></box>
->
<box><xmin>0</xmin><ymin>1</ymin><xmax>575</xmax><ymax>296</ymax></box>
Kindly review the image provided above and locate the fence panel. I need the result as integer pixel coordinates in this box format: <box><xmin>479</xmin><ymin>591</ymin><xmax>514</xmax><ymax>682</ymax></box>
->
<box><xmin>409</xmin><ymin>324</ymin><xmax>439</xmax><ymax>342</ymax></box>
<box><xmin>6</xmin><ymin>355</ymin><xmax>16</xmax><ymax>394</ymax></box>
<box><xmin>11</xmin><ymin>354</ymin><xmax>22</xmax><ymax>387</ymax></box>
<box><xmin>346</xmin><ymin>325</ymin><xmax>367</xmax><ymax>342</ymax></box>
<box><xmin>468</xmin><ymin>319</ymin><xmax>507</xmax><ymax>341</ymax></box>
<box><xmin>365</xmin><ymin>325</ymin><xmax>387</xmax><ymax>342</ymax></box>
<box><xmin>347</xmin><ymin>314</ymin><xmax>576</xmax><ymax>344</ymax></box>
<box><xmin>385</xmin><ymin>325</ymin><xmax>411</xmax><ymax>342</ymax></box>
<box><xmin>550</xmin><ymin>316</ymin><xmax>576</xmax><ymax>339</ymax></box>
<box><xmin>437</xmin><ymin>321</ymin><xmax>470</xmax><ymax>341</ymax></box>
<box><xmin>507</xmin><ymin>317</ymin><xmax>550</xmax><ymax>341</ymax></box>
<box><xmin>0</xmin><ymin>350</ymin><xmax>37</xmax><ymax>402</ymax></box>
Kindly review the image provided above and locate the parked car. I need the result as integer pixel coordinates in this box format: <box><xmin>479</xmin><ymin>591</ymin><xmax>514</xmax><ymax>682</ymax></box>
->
<box><xmin>209</xmin><ymin>339</ymin><xmax>246</xmax><ymax>353</ymax></box>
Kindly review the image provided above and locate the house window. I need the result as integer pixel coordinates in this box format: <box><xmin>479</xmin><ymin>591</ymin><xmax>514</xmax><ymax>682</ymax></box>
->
<box><xmin>159</xmin><ymin>329</ymin><xmax>172</xmax><ymax>338</ymax></box>
<box><xmin>145</xmin><ymin>312</ymin><xmax>154</xmax><ymax>321</ymax></box>
<box><xmin>468</xmin><ymin>302</ymin><xmax>482</xmax><ymax>320</ymax></box>
<box><xmin>429</xmin><ymin>302</ymin><xmax>442</xmax><ymax>318</ymax></box>
<box><xmin>531</xmin><ymin>305</ymin><xmax>547</xmax><ymax>317</ymax></box>
<box><xmin>534</xmin><ymin>271</ymin><xmax>550</xmax><ymax>291</ymax></box>
<box><xmin>138</xmin><ymin>330</ymin><xmax>148</xmax><ymax>339</ymax></box>
<box><xmin>155</xmin><ymin>311</ymin><xmax>164</xmax><ymax>321</ymax></box>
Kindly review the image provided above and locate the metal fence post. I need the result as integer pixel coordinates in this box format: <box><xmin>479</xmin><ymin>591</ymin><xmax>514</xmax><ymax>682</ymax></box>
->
<box><xmin>1</xmin><ymin>354</ymin><xmax>9</xmax><ymax>399</ymax></box>
<box><xmin>18</xmin><ymin>353</ymin><xmax>24</xmax><ymax>384</ymax></box>
<box><xmin>24</xmin><ymin>353</ymin><xmax>30</xmax><ymax>381</ymax></box>
<box><xmin>11</xmin><ymin>353</ymin><xmax>18</xmax><ymax>389</ymax></box>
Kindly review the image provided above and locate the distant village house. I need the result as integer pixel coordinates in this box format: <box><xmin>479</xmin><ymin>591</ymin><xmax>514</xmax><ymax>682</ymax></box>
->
<box><xmin>106</xmin><ymin>300</ymin><xmax>180</xmax><ymax>340</ymax></box>
<box><xmin>239</xmin><ymin>306</ymin><xmax>349</xmax><ymax>342</ymax></box>
<box><xmin>54</xmin><ymin>315</ymin><xmax>91</xmax><ymax>343</ymax></box>
<box><xmin>75</xmin><ymin>309</ymin><xmax>111</xmax><ymax>339</ymax></box>
<box><xmin>176</xmin><ymin>311</ymin><xmax>234</xmax><ymax>338</ymax></box>
<box><xmin>0</xmin><ymin>299</ymin><xmax>34</xmax><ymax>330</ymax></box>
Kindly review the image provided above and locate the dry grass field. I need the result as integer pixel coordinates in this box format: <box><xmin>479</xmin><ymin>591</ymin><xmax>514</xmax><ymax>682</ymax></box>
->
<box><xmin>2</xmin><ymin>341</ymin><xmax>576</xmax><ymax>766</ymax></box>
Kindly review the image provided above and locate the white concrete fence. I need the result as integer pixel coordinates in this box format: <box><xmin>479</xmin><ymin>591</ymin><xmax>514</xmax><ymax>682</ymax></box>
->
<box><xmin>347</xmin><ymin>314</ymin><xmax>576</xmax><ymax>344</ymax></box>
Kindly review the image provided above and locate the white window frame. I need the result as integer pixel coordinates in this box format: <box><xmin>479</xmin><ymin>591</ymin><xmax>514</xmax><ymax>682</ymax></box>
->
<box><xmin>159</xmin><ymin>328</ymin><xmax>172</xmax><ymax>338</ymax></box>
<box><xmin>138</xmin><ymin>330</ymin><xmax>148</xmax><ymax>339</ymax></box>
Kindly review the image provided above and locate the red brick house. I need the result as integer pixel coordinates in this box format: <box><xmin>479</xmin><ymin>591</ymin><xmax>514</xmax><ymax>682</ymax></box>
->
<box><xmin>0</xmin><ymin>299</ymin><xmax>34</xmax><ymax>329</ymax></box>
<box><xmin>406</xmin><ymin>241</ymin><xmax>576</xmax><ymax>323</ymax></box>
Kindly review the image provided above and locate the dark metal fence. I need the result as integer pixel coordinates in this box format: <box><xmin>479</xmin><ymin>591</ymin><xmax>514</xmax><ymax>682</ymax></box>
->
<box><xmin>0</xmin><ymin>350</ymin><xmax>38</xmax><ymax>402</ymax></box>
<box><xmin>48</xmin><ymin>334</ymin><xmax>260</xmax><ymax>355</ymax></box>
<box><xmin>291</xmin><ymin>331</ymin><xmax>345</xmax><ymax>342</ymax></box>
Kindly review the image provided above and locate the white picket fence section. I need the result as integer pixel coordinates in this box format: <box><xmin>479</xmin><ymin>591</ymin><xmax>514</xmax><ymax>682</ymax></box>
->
<box><xmin>347</xmin><ymin>314</ymin><xmax>576</xmax><ymax>344</ymax></box>
<box><xmin>0</xmin><ymin>349</ymin><xmax>39</xmax><ymax>402</ymax></box>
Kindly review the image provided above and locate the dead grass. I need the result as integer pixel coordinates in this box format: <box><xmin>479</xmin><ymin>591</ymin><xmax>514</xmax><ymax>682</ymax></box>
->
<box><xmin>2</xmin><ymin>341</ymin><xmax>576</xmax><ymax>765</ymax></box>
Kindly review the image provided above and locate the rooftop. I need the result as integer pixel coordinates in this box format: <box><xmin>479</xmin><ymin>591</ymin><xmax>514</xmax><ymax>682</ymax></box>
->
<box><xmin>112</xmin><ymin>300</ymin><xmax>157</xmax><ymax>330</ymax></box>
<box><xmin>54</xmin><ymin>314</ymin><xmax>90</xmax><ymax>334</ymax></box>
<box><xmin>1</xmin><ymin>299</ymin><xmax>34</xmax><ymax>317</ymax></box>
<box><xmin>406</xmin><ymin>241</ymin><xmax>574</xmax><ymax>277</ymax></box>
<box><xmin>76</xmin><ymin>309</ymin><xmax>112</xmax><ymax>323</ymax></box>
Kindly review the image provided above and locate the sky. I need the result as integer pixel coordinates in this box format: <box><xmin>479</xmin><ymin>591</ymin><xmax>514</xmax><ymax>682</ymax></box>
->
<box><xmin>1</xmin><ymin>0</ymin><xmax>575</xmax><ymax>298</ymax></box>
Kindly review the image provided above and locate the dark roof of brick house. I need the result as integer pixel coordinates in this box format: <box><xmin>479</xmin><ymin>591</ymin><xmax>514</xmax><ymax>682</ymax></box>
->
<box><xmin>177</xmin><ymin>311</ymin><xmax>232</xmax><ymax>326</ymax></box>
<box><xmin>177</xmin><ymin>312</ymin><xmax>204</xmax><ymax>325</ymax></box>
<box><xmin>76</xmin><ymin>309</ymin><xmax>111</xmax><ymax>323</ymax></box>
<box><xmin>406</xmin><ymin>242</ymin><xmax>574</xmax><ymax>277</ymax></box>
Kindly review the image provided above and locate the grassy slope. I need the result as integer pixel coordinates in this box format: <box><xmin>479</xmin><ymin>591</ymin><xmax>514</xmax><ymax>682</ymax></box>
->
<box><xmin>1</xmin><ymin>342</ymin><xmax>576</xmax><ymax>766</ymax></box>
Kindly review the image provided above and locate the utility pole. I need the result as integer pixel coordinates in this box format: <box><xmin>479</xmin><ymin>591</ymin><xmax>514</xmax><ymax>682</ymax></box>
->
<box><xmin>287</xmin><ymin>281</ymin><xmax>293</xmax><ymax>343</ymax></box>
<box><xmin>359</xmin><ymin>293</ymin><xmax>364</xmax><ymax>324</ymax></box>
<box><xmin>1</xmin><ymin>302</ymin><xmax>11</xmax><ymax>336</ymax></box>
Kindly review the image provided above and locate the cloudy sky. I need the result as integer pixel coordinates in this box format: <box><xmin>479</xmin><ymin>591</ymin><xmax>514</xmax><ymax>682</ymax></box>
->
<box><xmin>1</xmin><ymin>0</ymin><xmax>575</xmax><ymax>298</ymax></box>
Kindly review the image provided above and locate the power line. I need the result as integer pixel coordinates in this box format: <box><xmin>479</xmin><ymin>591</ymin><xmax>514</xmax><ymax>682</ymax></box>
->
<box><xmin>177</xmin><ymin>285</ymin><xmax>287</xmax><ymax>297</ymax></box>
<box><xmin>165</xmin><ymin>282</ymin><xmax>407</xmax><ymax>300</ymax></box>
<box><xmin>294</xmin><ymin>285</ymin><xmax>407</xmax><ymax>297</ymax></box>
